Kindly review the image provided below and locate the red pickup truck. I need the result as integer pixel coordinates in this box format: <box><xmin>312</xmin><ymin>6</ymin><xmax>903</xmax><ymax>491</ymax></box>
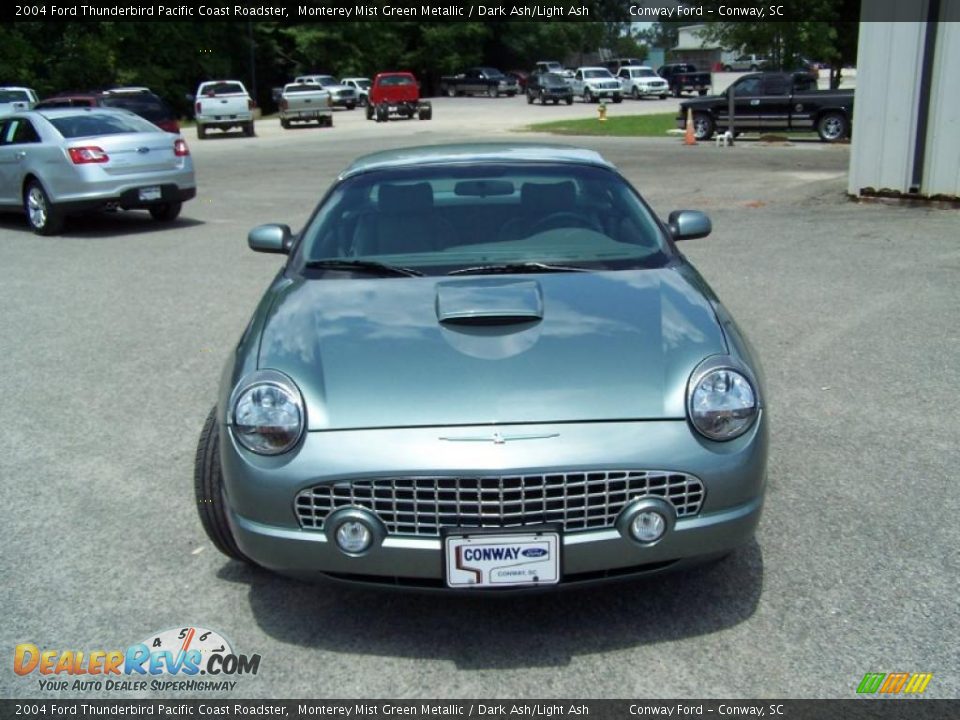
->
<box><xmin>366</xmin><ymin>72</ymin><xmax>432</xmax><ymax>122</ymax></box>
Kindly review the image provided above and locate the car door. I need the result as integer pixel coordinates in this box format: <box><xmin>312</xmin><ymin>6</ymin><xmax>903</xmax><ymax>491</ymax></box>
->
<box><xmin>0</xmin><ymin>117</ymin><xmax>42</xmax><ymax>207</ymax></box>
<box><xmin>573</xmin><ymin>70</ymin><xmax>584</xmax><ymax>95</ymax></box>
<box><xmin>617</xmin><ymin>68</ymin><xmax>632</xmax><ymax>93</ymax></box>
<box><xmin>757</xmin><ymin>75</ymin><xmax>791</xmax><ymax>130</ymax></box>
<box><xmin>723</xmin><ymin>75</ymin><xmax>764</xmax><ymax>131</ymax></box>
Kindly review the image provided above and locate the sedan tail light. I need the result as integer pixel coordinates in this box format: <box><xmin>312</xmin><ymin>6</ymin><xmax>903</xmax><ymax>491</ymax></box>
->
<box><xmin>174</xmin><ymin>139</ymin><xmax>190</xmax><ymax>157</ymax></box>
<box><xmin>68</xmin><ymin>146</ymin><xmax>109</xmax><ymax>164</ymax></box>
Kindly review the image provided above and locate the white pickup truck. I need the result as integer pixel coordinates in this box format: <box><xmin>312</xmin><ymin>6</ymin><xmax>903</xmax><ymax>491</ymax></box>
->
<box><xmin>0</xmin><ymin>87</ymin><xmax>38</xmax><ymax>117</ymax></box>
<box><xmin>279</xmin><ymin>83</ymin><xmax>332</xmax><ymax>128</ymax></box>
<box><xmin>615</xmin><ymin>66</ymin><xmax>670</xmax><ymax>100</ymax></box>
<box><xmin>570</xmin><ymin>67</ymin><xmax>623</xmax><ymax>103</ymax></box>
<box><xmin>193</xmin><ymin>80</ymin><xmax>255</xmax><ymax>139</ymax></box>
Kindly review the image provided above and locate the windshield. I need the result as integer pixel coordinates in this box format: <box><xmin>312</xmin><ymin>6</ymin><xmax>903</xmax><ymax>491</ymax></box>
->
<box><xmin>48</xmin><ymin>111</ymin><xmax>162</xmax><ymax>138</ymax></box>
<box><xmin>584</xmin><ymin>70</ymin><xmax>613</xmax><ymax>79</ymax></box>
<box><xmin>633</xmin><ymin>69</ymin><xmax>658</xmax><ymax>78</ymax></box>
<box><xmin>0</xmin><ymin>90</ymin><xmax>31</xmax><ymax>103</ymax></box>
<box><xmin>294</xmin><ymin>163</ymin><xmax>671</xmax><ymax>276</ymax></box>
<box><xmin>101</xmin><ymin>95</ymin><xmax>172</xmax><ymax>121</ymax></box>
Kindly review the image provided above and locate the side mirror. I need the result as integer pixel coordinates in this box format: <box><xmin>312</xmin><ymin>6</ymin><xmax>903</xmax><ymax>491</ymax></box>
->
<box><xmin>248</xmin><ymin>224</ymin><xmax>293</xmax><ymax>254</ymax></box>
<box><xmin>668</xmin><ymin>210</ymin><xmax>712</xmax><ymax>241</ymax></box>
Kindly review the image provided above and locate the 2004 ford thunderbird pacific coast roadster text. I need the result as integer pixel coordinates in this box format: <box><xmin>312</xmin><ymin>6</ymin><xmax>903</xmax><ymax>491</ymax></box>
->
<box><xmin>195</xmin><ymin>143</ymin><xmax>767</xmax><ymax>590</ymax></box>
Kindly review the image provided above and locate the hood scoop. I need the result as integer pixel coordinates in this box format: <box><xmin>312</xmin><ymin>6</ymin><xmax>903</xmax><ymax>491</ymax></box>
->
<box><xmin>436</xmin><ymin>280</ymin><xmax>543</xmax><ymax>326</ymax></box>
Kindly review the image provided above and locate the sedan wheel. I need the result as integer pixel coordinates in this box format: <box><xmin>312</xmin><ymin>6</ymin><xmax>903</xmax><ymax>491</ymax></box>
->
<box><xmin>149</xmin><ymin>201</ymin><xmax>182</xmax><ymax>223</ymax></box>
<box><xmin>25</xmin><ymin>180</ymin><xmax>64</xmax><ymax>236</ymax></box>
<box><xmin>195</xmin><ymin>407</ymin><xmax>252</xmax><ymax>563</ymax></box>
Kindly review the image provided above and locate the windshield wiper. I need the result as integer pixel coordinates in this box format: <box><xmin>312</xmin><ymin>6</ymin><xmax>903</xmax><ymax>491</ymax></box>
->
<box><xmin>304</xmin><ymin>259</ymin><xmax>423</xmax><ymax>277</ymax></box>
<box><xmin>448</xmin><ymin>262</ymin><xmax>589</xmax><ymax>276</ymax></box>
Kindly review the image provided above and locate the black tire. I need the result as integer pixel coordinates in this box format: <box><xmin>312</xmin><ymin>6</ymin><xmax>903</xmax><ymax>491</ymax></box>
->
<box><xmin>243</xmin><ymin>121</ymin><xmax>255</xmax><ymax>137</ymax></box>
<box><xmin>632</xmin><ymin>87</ymin><xmax>640</xmax><ymax>100</ymax></box>
<box><xmin>149</xmin><ymin>201</ymin><xmax>182</xmax><ymax>223</ymax></box>
<box><xmin>583</xmin><ymin>88</ymin><xmax>593</xmax><ymax>103</ymax></box>
<box><xmin>692</xmin><ymin>112</ymin><xmax>715</xmax><ymax>141</ymax></box>
<box><xmin>376</xmin><ymin>104</ymin><xmax>388</xmax><ymax>123</ymax></box>
<box><xmin>24</xmin><ymin>180</ymin><xmax>64</xmax><ymax>236</ymax></box>
<box><xmin>418</xmin><ymin>106</ymin><xmax>432</xmax><ymax>120</ymax></box>
<box><xmin>817</xmin><ymin>112</ymin><xmax>848</xmax><ymax>142</ymax></box>
<box><xmin>280</xmin><ymin>118</ymin><xmax>290</xmax><ymax>129</ymax></box>
<box><xmin>673</xmin><ymin>86</ymin><xmax>681</xmax><ymax>98</ymax></box>
<box><xmin>565</xmin><ymin>96</ymin><xmax>573</xmax><ymax>105</ymax></box>
<box><xmin>527</xmin><ymin>91</ymin><xmax>534</xmax><ymax>104</ymax></box>
<box><xmin>552</xmin><ymin>98</ymin><xmax>559</xmax><ymax>105</ymax></box>
<box><xmin>539</xmin><ymin>90</ymin><xmax>546</xmax><ymax>105</ymax></box>
<box><xmin>366</xmin><ymin>103</ymin><xmax>374</xmax><ymax>120</ymax></box>
<box><xmin>613</xmin><ymin>94</ymin><xmax>623</xmax><ymax>104</ymax></box>
<box><xmin>322</xmin><ymin>115</ymin><xmax>333</xmax><ymax>128</ymax></box>
<box><xmin>196</xmin><ymin>124</ymin><xmax>207</xmax><ymax>140</ymax></box>
<box><xmin>659</xmin><ymin>94</ymin><xmax>668</xmax><ymax>100</ymax></box>
<box><xmin>359</xmin><ymin>95</ymin><xmax>367</xmax><ymax>107</ymax></box>
<box><xmin>346</xmin><ymin>103</ymin><xmax>356</xmax><ymax>111</ymax></box>
<box><xmin>195</xmin><ymin>407</ymin><xmax>252</xmax><ymax>563</ymax></box>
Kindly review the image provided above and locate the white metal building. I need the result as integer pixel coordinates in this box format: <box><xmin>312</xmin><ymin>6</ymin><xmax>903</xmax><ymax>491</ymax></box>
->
<box><xmin>848</xmin><ymin>1</ymin><xmax>960</xmax><ymax>199</ymax></box>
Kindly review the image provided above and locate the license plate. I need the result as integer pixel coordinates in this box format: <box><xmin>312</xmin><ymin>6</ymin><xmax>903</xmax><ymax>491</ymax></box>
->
<box><xmin>139</xmin><ymin>186</ymin><xmax>161</xmax><ymax>201</ymax></box>
<box><xmin>388</xmin><ymin>105</ymin><xmax>398</xmax><ymax>112</ymax></box>
<box><xmin>444</xmin><ymin>531</ymin><xmax>560</xmax><ymax>588</ymax></box>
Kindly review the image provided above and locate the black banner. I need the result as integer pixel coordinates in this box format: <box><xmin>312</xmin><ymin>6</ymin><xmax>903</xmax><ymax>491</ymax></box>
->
<box><xmin>3</xmin><ymin>700</ymin><xmax>959</xmax><ymax>720</ymax></box>
<box><xmin>2</xmin><ymin>0</ymin><xmax>935</xmax><ymax>25</ymax></box>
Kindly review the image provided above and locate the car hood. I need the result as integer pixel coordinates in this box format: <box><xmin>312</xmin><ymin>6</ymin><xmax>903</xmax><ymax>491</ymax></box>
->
<box><xmin>257</xmin><ymin>268</ymin><xmax>727</xmax><ymax>430</ymax></box>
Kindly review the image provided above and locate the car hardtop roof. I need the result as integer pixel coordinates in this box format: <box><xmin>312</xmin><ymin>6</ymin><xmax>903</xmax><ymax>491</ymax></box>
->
<box><xmin>340</xmin><ymin>77</ymin><xmax>370</xmax><ymax>82</ymax></box>
<box><xmin>341</xmin><ymin>143</ymin><xmax>614</xmax><ymax>179</ymax></box>
<box><xmin>375</xmin><ymin>71</ymin><xmax>416</xmax><ymax>78</ymax></box>
<box><xmin>623</xmin><ymin>66</ymin><xmax>655</xmax><ymax>71</ymax></box>
<box><xmin>578</xmin><ymin>66</ymin><xmax>613</xmax><ymax>72</ymax></box>
<box><xmin>29</xmin><ymin>106</ymin><xmax>140</xmax><ymax>121</ymax></box>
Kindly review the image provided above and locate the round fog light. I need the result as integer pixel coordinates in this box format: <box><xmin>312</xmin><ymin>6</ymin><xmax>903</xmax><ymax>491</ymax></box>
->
<box><xmin>630</xmin><ymin>511</ymin><xmax>667</xmax><ymax>544</ymax></box>
<box><xmin>335</xmin><ymin>521</ymin><xmax>372</xmax><ymax>554</ymax></box>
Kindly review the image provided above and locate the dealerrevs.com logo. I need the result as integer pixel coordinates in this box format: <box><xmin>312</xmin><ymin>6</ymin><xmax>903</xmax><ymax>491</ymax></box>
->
<box><xmin>14</xmin><ymin>626</ymin><xmax>261</xmax><ymax>692</ymax></box>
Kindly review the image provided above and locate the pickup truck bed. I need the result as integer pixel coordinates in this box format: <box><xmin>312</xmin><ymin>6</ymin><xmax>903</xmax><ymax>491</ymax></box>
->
<box><xmin>657</xmin><ymin>64</ymin><xmax>712</xmax><ymax>97</ymax></box>
<box><xmin>194</xmin><ymin>80</ymin><xmax>254</xmax><ymax>139</ymax></box>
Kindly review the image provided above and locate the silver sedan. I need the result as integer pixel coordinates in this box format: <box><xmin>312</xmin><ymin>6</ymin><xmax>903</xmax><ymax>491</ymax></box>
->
<box><xmin>0</xmin><ymin>108</ymin><xmax>196</xmax><ymax>235</ymax></box>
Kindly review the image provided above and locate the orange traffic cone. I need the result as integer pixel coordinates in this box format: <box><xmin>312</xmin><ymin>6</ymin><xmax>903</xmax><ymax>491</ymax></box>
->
<box><xmin>684</xmin><ymin>108</ymin><xmax>696</xmax><ymax>145</ymax></box>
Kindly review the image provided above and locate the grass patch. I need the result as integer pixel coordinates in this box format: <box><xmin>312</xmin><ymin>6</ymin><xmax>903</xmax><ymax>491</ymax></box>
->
<box><xmin>523</xmin><ymin>112</ymin><xmax>677</xmax><ymax>137</ymax></box>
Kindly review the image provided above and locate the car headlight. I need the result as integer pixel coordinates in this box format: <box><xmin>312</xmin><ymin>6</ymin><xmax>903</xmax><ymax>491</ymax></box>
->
<box><xmin>687</xmin><ymin>365</ymin><xmax>758</xmax><ymax>441</ymax></box>
<box><xmin>231</xmin><ymin>370</ymin><xmax>304</xmax><ymax>455</ymax></box>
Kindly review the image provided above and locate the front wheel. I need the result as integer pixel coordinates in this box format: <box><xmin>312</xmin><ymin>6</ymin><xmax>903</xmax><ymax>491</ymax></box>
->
<box><xmin>817</xmin><ymin>112</ymin><xmax>848</xmax><ymax>142</ymax></box>
<box><xmin>583</xmin><ymin>88</ymin><xmax>593</xmax><ymax>103</ymax></box>
<box><xmin>612</xmin><ymin>94</ymin><xmax>622</xmax><ymax>104</ymax></box>
<box><xmin>487</xmin><ymin>86</ymin><xmax>499</xmax><ymax>98</ymax></box>
<box><xmin>565</xmin><ymin>97</ymin><xmax>573</xmax><ymax>105</ymax></box>
<box><xmin>346</xmin><ymin>103</ymin><xmax>356</xmax><ymax>111</ymax></box>
<box><xmin>693</xmin><ymin>112</ymin><xmax>715</xmax><ymax>141</ymax></box>
<box><xmin>632</xmin><ymin>87</ymin><xmax>640</xmax><ymax>100</ymax></box>
<box><xmin>195</xmin><ymin>407</ymin><xmax>252</xmax><ymax>563</ymax></box>
<box><xmin>527</xmin><ymin>91</ymin><xmax>534</xmax><ymax>104</ymax></box>
<box><xmin>149</xmin><ymin>202</ymin><xmax>182</xmax><ymax>223</ymax></box>
<box><xmin>24</xmin><ymin>180</ymin><xmax>64</xmax><ymax>236</ymax></box>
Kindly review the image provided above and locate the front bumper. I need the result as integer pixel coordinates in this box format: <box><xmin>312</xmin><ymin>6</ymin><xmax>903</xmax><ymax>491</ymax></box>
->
<box><xmin>220</xmin><ymin>417</ymin><xmax>766</xmax><ymax>588</ymax></box>
<box><xmin>636</xmin><ymin>84</ymin><xmax>669</xmax><ymax>96</ymax></box>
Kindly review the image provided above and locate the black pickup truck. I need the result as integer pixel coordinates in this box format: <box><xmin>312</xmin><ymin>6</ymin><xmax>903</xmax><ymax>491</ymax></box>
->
<box><xmin>657</xmin><ymin>63</ymin><xmax>712</xmax><ymax>97</ymax></box>
<box><xmin>439</xmin><ymin>67</ymin><xmax>518</xmax><ymax>98</ymax></box>
<box><xmin>678</xmin><ymin>72</ymin><xmax>854</xmax><ymax>142</ymax></box>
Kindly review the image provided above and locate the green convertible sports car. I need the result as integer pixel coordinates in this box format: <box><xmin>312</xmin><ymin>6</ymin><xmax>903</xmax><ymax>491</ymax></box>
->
<box><xmin>195</xmin><ymin>143</ymin><xmax>767</xmax><ymax>590</ymax></box>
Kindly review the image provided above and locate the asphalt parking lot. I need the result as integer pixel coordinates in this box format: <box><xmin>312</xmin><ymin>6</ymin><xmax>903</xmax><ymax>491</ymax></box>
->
<box><xmin>1</xmin><ymin>89</ymin><xmax>957</xmax><ymax>700</ymax></box>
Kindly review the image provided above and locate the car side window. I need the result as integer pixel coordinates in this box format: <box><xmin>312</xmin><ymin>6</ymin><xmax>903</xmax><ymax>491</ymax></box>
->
<box><xmin>762</xmin><ymin>77</ymin><xmax>789</xmax><ymax>95</ymax></box>
<box><xmin>1</xmin><ymin>118</ymin><xmax>40</xmax><ymax>145</ymax></box>
<box><xmin>734</xmin><ymin>77</ymin><xmax>762</xmax><ymax>96</ymax></box>
<box><xmin>575</xmin><ymin>71</ymin><xmax>582</xmax><ymax>80</ymax></box>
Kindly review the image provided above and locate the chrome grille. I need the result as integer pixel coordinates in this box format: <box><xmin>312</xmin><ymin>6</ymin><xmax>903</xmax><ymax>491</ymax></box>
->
<box><xmin>295</xmin><ymin>470</ymin><xmax>704</xmax><ymax>537</ymax></box>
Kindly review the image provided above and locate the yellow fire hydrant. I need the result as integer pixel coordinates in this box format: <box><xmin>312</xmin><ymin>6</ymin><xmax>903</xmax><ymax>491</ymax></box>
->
<box><xmin>597</xmin><ymin>101</ymin><xmax>607</xmax><ymax>122</ymax></box>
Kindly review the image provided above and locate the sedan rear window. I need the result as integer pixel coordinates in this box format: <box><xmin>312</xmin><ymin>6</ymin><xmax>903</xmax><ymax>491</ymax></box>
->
<box><xmin>379</xmin><ymin>76</ymin><xmax>414</xmax><ymax>86</ymax></box>
<box><xmin>48</xmin><ymin>112</ymin><xmax>160</xmax><ymax>138</ymax></box>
